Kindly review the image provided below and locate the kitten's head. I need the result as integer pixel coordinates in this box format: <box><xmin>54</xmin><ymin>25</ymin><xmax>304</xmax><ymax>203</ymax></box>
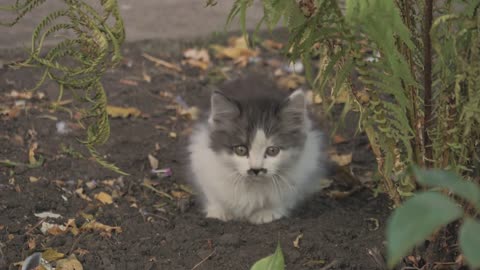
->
<box><xmin>207</xmin><ymin>89</ymin><xmax>308</xmax><ymax>178</ymax></box>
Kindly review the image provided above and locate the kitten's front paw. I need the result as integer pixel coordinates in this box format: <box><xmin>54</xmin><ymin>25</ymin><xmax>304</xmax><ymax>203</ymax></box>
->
<box><xmin>248</xmin><ymin>209</ymin><xmax>285</xmax><ymax>224</ymax></box>
<box><xmin>205</xmin><ymin>205</ymin><xmax>231</xmax><ymax>222</ymax></box>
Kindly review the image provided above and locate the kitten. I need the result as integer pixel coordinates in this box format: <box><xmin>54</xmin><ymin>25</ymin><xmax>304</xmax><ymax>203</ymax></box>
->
<box><xmin>188</xmin><ymin>76</ymin><xmax>325</xmax><ymax>224</ymax></box>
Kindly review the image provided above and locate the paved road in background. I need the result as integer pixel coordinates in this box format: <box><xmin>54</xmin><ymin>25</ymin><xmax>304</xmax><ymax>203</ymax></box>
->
<box><xmin>0</xmin><ymin>0</ymin><xmax>265</xmax><ymax>49</ymax></box>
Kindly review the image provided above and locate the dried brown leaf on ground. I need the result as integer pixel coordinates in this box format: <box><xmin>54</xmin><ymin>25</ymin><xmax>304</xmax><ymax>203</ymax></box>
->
<box><xmin>42</xmin><ymin>248</ymin><xmax>64</xmax><ymax>261</ymax></box>
<box><xmin>305</xmin><ymin>90</ymin><xmax>322</xmax><ymax>105</ymax></box>
<box><xmin>183</xmin><ymin>48</ymin><xmax>211</xmax><ymax>70</ymax></box>
<box><xmin>142</xmin><ymin>68</ymin><xmax>152</xmax><ymax>83</ymax></box>
<box><xmin>28</xmin><ymin>142</ymin><xmax>38</xmax><ymax>165</ymax></box>
<box><xmin>142</xmin><ymin>53</ymin><xmax>182</xmax><ymax>72</ymax></box>
<box><xmin>40</xmin><ymin>222</ymin><xmax>68</xmax><ymax>235</ymax></box>
<box><xmin>148</xmin><ymin>154</ymin><xmax>159</xmax><ymax>170</ymax></box>
<box><xmin>329</xmin><ymin>151</ymin><xmax>353</xmax><ymax>167</ymax></box>
<box><xmin>56</xmin><ymin>254</ymin><xmax>83</xmax><ymax>270</ymax></box>
<box><xmin>171</xmin><ymin>190</ymin><xmax>190</xmax><ymax>199</ymax></box>
<box><xmin>75</xmin><ymin>188</ymin><xmax>92</xmax><ymax>202</ymax></box>
<box><xmin>80</xmin><ymin>220</ymin><xmax>122</xmax><ymax>235</ymax></box>
<box><xmin>333</xmin><ymin>135</ymin><xmax>348</xmax><ymax>144</ymax></box>
<box><xmin>277</xmin><ymin>74</ymin><xmax>306</xmax><ymax>90</ymax></box>
<box><xmin>94</xmin><ymin>192</ymin><xmax>113</xmax><ymax>205</ymax></box>
<box><xmin>210</xmin><ymin>37</ymin><xmax>259</xmax><ymax>67</ymax></box>
<box><xmin>106</xmin><ymin>105</ymin><xmax>142</xmax><ymax>118</ymax></box>
<box><xmin>262</xmin><ymin>39</ymin><xmax>284</xmax><ymax>51</ymax></box>
<box><xmin>293</xmin><ymin>233</ymin><xmax>303</xmax><ymax>249</ymax></box>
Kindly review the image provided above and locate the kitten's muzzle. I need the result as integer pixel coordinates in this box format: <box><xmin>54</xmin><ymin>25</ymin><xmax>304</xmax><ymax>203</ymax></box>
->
<box><xmin>248</xmin><ymin>168</ymin><xmax>267</xmax><ymax>176</ymax></box>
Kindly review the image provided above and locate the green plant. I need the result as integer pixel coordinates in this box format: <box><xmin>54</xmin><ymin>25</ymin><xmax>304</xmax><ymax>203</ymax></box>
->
<box><xmin>250</xmin><ymin>242</ymin><xmax>285</xmax><ymax>270</ymax></box>
<box><xmin>0</xmin><ymin>0</ymin><xmax>126</xmax><ymax>174</ymax></box>
<box><xmin>387</xmin><ymin>167</ymin><xmax>480</xmax><ymax>268</ymax></box>
<box><xmin>224</xmin><ymin>0</ymin><xmax>480</xmax><ymax>205</ymax></box>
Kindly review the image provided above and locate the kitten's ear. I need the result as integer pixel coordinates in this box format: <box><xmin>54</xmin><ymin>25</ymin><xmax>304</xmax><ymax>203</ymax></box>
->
<box><xmin>282</xmin><ymin>89</ymin><xmax>306</xmax><ymax>114</ymax></box>
<box><xmin>280</xmin><ymin>90</ymin><xmax>307</xmax><ymax>127</ymax></box>
<box><xmin>209</xmin><ymin>91</ymin><xmax>239</xmax><ymax>125</ymax></box>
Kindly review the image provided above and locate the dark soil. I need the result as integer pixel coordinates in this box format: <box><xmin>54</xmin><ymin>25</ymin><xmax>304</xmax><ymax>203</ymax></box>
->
<box><xmin>0</xmin><ymin>35</ymin><xmax>391</xmax><ymax>270</ymax></box>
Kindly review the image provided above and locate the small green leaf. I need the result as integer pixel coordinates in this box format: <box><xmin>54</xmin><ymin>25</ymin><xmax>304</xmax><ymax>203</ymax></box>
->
<box><xmin>250</xmin><ymin>242</ymin><xmax>285</xmax><ymax>270</ymax></box>
<box><xmin>387</xmin><ymin>192</ymin><xmax>463</xmax><ymax>267</ymax></box>
<box><xmin>459</xmin><ymin>218</ymin><xmax>480</xmax><ymax>268</ymax></box>
<box><xmin>413</xmin><ymin>167</ymin><xmax>480</xmax><ymax>210</ymax></box>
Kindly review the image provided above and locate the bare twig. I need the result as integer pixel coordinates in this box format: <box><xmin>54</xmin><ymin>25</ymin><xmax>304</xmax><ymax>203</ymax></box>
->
<box><xmin>191</xmin><ymin>249</ymin><xmax>216</xmax><ymax>270</ymax></box>
<box><xmin>319</xmin><ymin>259</ymin><xmax>339</xmax><ymax>270</ymax></box>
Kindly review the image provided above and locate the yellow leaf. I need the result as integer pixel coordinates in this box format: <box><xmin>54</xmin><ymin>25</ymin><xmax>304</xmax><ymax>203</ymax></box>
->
<box><xmin>277</xmin><ymin>74</ymin><xmax>306</xmax><ymax>90</ymax></box>
<box><xmin>75</xmin><ymin>188</ymin><xmax>92</xmax><ymax>202</ymax></box>
<box><xmin>183</xmin><ymin>59</ymin><xmax>209</xmax><ymax>70</ymax></box>
<box><xmin>56</xmin><ymin>254</ymin><xmax>83</xmax><ymax>270</ymax></box>
<box><xmin>106</xmin><ymin>106</ymin><xmax>141</xmax><ymax>118</ymax></box>
<box><xmin>179</xmin><ymin>106</ymin><xmax>200</xmax><ymax>120</ymax></box>
<box><xmin>42</xmin><ymin>248</ymin><xmax>65</xmax><ymax>261</ymax></box>
<box><xmin>183</xmin><ymin>48</ymin><xmax>210</xmax><ymax>68</ymax></box>
<box><xmin>80</xmin><ymin>220</ymin><xmax>122</xmax><ymax>234</ymax></box>
<box><xmin>28</xmin><ymin>142</ymin><xmax>38</xmax><ymax>165</ymax></box>
<box><xmin>171</xmin><ymin>190</ymin><xmax>190</xmax><ymax>199</ymax></box>
<box><xmin>94</xmin><ymin>192</ymin><xmax>113</xmax><ymax>204</ymax></box>
<box><xmin>329</xmin><ymin>152</ymin><xmax>353</xmax><ymax>166</ymax></box>
<box><xmin>293</xmin><ymin>233</ymin><xmax>303</xmax><ymax>249</ymax></box>
<box><xmin>228</xmin><ymin>36</ymin><xmax>249</xmax><ymax>48</ymax></box>
<box><xmin>262</xmin><ymin>39</ymin><xmax>284</xmax><ymax>51</ymax></box>
<box><xmin>148</xmin><ymin>154</ymin><xmax>159</xmax><ymax>170</ymax></box>
<box><xmin>210</xmin><ymin>44</ymin><xmax>258</xmax><ymax>60</ymax></box>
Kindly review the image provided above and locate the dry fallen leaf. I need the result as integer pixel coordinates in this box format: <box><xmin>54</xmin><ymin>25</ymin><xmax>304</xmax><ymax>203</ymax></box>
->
<box><xmin>333</xmin><ymin>135</ymin><xmax>348</xmax><ymax>144</ymax></box>
<box><xmin>42</xmin><ymin>248</ymin><xmax>65</xmax><ymax>261</ymax></box>
<box><xmin>305</xmin><ymin>90</ymin><xmax>323</xmax><ymax>105</ymax></box>
<box><xmin>56</xmin><ymin>254</ymin><xmax>83</xmax><ymax>270</ymax></box>
<box><xmin>40</xmin><ymin>222</ymin><xmax>68</xmax><ymax>235</ymax></box>
<box><xmin>34</xmin><ymin>211</ymin><xmax>62</xmax><ymax>219</ymax></box>
<box><xmin>75</xmin><ymin>188</ymin><xmax>92</xmax><ymax>202</ymax></box>
<box><xmin>171</xmin><ymin>190</ymin><xmax>190</xmax><ymax>199</ymax></box>
<box><xmin>29</xmin><ymin>176</ymin><xmax>39</xmax><ymax>183</ymax></box>
<box><xmin>66</xmin><ymin>219</ymin><xmax>79</xmax><ymax>236</ymax></box>
<box><xmin>28</xmin><ymin>142</ymin><xmax>38</xmax><ymax>165</ymax></box>
<box><xmin>277</xmin><ymin>74</ymin><xmax>306</xmax><ymax>90</ymax></box>
<box><xmin>179</xmin><ymin>106</ymin><xmax>200</xmax><ymax>120</ymax></box>
<box><xmin>148</xmin><ymin>154</ymin><xmax>159</xmax><ymax>170</ymax></box>
<box><xmin>142</xmin><ymin>68</ymin><xmax>152</xmax><ymax>83</ymax></box>
<box><xmin>262</xmin><ymin>39</ymin><xmax>284</xmax><ymax>51</ymax></box>
<box><xmin>80</xmin><ymin>220</ymin><xmax>122</xmax><ymax>235</ymax></box>
<box><xmin>106</xmin><ymin>105</ymin><xmax>142</xmax><ymax>118</ymax></box>
<box><xmin>329</xmin><ymin>151</ymin><xmax>353</xmax><ymax>167</ymax></box>
<box><xmin>142</xmin><ymin>53</ymin><xmax>182</xmax><ymax>72</ymax></box>
<box><xmin>169</xmin><ymin>132</ymin><xmax>177</xmax><ymax>139</ymax></box>
<box><xmin>27</xmin><ymin>238</ymin><xmax>36</xmax><ymax>250</ymax></box>
<box><xmin>293</xmin><ymin>233</ymin><xmax>303</xmax><ymax>249</ymax></box>
<box><xmin>183</xmin><ymin>48</ymin><xmax>211</xmax><ymax>70</ymax></box>
<box><xmin>210</xmin><ymin>42</ymin><xmax>258</xmax><ymax>67</ymax></box>
<box><xmin>94</xmin><ymin>192</ymin><xmax>113</xmax><ymax>205</ymax></box>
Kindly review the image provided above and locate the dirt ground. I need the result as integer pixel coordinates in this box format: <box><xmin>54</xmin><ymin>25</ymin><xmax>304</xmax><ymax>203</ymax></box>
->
<box><xmin>0</xmin><ymin>33</ymin><xmax>391</xmax><ymax>270</ymax></box>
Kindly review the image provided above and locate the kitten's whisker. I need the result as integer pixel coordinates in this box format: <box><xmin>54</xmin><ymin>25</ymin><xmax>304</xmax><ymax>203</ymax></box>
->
<box><xmin>274</xmin><ymin>174</ymin><xmax>295</xmax><ymax>191</ymax></box>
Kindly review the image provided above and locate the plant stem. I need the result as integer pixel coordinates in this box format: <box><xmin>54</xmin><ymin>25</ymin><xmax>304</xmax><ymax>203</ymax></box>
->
<box><xmin>423</xmin><ymin>0</ymin><xmax>433</xmax><ymax>167</ymax></box>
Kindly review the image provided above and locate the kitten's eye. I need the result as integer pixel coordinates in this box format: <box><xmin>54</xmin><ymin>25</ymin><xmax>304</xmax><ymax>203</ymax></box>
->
<box><xmin>266</xmin><ymin>146</ymin><xmax>280</xmax><ymax>157</ymax></box>
<box><xmin>233</xmin><ymin>145</ymin><xmax>248</xmax><ymax>156</ymax></box>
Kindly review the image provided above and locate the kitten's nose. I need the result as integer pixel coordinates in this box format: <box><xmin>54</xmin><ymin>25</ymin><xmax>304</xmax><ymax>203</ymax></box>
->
<box><xmin>248</xmin><ymin>168</ymin><xmax>266</xmax><ymax>176</ymax></box>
